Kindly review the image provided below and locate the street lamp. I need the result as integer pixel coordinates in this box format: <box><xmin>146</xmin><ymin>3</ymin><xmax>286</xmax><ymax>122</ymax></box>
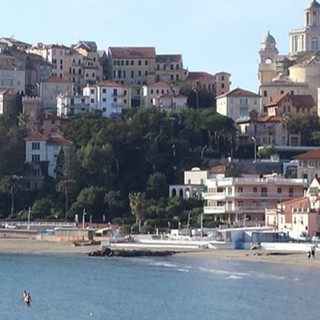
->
<box><xmin>82</xmin><ymin>209</ymin><xmax>87</xmax><ymax>229</ymax></box>
<box><xmin>251</xmin><ymin>137</ymin><xmax>257</xmax><ymax>163</ymax></box>
<box><xmin>27</xmin><ymin>207</ymin><xmax>31</xmax><ymax>230</ymax></box>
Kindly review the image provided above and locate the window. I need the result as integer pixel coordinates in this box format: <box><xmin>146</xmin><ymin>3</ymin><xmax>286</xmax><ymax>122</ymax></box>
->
<box><xmin>113</xmin><ymin>89</ymin><xmax>117</xmax><ymax>95</ymax></box>
<box><xmin>261</xmin><ymin>187</ymin><xmax>268</xmax><ymax>197</ymax></box>
<box><xmin>264</xmin><ymin>90</ymin><xmax>267</xmax><ymax>97</ymax></box>
<box><xmin>90</xmin><ymin>99</ymin><xmax>94</xmax><ymax>103</ymax></box>
<box><xmin>90</xmin><ymin>89</ymin><xmax>94</xmax><ymax>94</ymax></box>
<box><xmin>131</xmin><ymin>60</ymin><xmax>134</xmax><ymax>66</ymax></box>
<box><xmin>277</xmin><ymin>187</ymin><xmax>282</xmax><ymax>194</ymax></box>
<box><xmin>138</xmin><ymin>60</ymin><xmax>141</xmax><ymax>66</ymax></box>
<box><xmin>145</xmin><ymin>60</ymin><xmax>148</xmax><ymax>66</ymax></box>
<box><xmin>32</xmin><ymin>154</ymin><xmax>40</xmax><ymax>162</ymax></box>
<box><xmin>102</xmin><ymin>88</ymin><xmax>106</xmax><ymax>94</ymax></box>
<box><xmin>32</xmin><ymin>142</ymin><xmax>40</xmax><ymax>150</ymax></box>
<box><xmin>102</xmin><ymin>98</ymin><xmax>106</xmax><ymax>102</ymax></box>
<box><xmin>131</xmin><ymin>71</ymin><xmax>134</xmax><ymax>78</ymax></box>
<box><xmin>237</xmin><ymin>187</ymin><xmax>243</xmax><ymax>193</ymax></box>
<box><xmin>253</xmin><ymin>187</ymin><xmax>257</xmax><ymax>193</ymax></box>
<box><xmin>289</xmin><ymin>187</ymin><xmax>294</xmax><ymax>197</ymax></box>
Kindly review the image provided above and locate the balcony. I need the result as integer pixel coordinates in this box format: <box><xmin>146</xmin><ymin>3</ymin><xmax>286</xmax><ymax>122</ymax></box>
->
<box><xmin>202</xmin><ymin>192</ymin><xmax>226</xmax><ymax>200</ymax></box>
<box><xmin>204</xmin><ymin>205</ymin><xmax>267</xmax><ymax>215</ymax></box>
<box><xmin>204</xmin><ymin>206</ymin><xmax>226</xmax><ymax>214</ymax></box>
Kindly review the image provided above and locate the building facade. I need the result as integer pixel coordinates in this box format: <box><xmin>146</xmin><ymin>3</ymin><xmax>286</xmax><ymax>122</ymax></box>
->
<box><xmin>202</xmin><ymin>174</ymin><xmax>307</xmax><ymax>226</ymax></box>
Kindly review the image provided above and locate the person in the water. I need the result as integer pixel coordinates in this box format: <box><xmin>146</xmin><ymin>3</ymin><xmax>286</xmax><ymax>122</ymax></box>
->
<box><xmin>23</xmin><ymin>291</ymin><xmax>32</xmax><ymax>306</ymax></box>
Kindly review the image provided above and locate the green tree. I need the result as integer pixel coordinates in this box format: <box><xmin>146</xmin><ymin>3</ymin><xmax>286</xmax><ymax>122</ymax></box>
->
<box><xmin>145</xmin><ymin>172</ymin><xmax>168</xmax><ymax>200</ymax></box>
<box><xmin>0</xmin><ymin>175</ymin><xmax>24</xmax><ymax>216</ymax></box>
<box><xmin>129</xmin><ymin>192</ymin><xmax>147</xmax><ymax>233</ymax></box>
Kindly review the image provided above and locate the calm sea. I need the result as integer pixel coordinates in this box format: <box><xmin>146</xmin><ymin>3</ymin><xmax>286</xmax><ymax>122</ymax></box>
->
<box><xmin>0</xmin><ymin>252</ymin><xmax>319</xmax><ymax>320</ymax></box>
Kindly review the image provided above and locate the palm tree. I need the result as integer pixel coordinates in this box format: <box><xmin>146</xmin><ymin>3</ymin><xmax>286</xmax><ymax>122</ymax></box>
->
<box><xmin>128</xmin><ymin>192</ymin><xmax>147</xmax><ymax>233</ymax></box>
<box><xmin>0</xmin><ymin>175</ymin><xmax>24</xmax><ymax>216</ymax></box>
<box><xmin>56</xmin><ymin>179</ymin><xmax>77</xmax><ymax>221</ymax></box>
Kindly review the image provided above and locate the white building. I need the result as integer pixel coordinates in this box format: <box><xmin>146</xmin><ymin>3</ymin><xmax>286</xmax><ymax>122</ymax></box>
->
<box><xmin>57</xmin><ymin>93</ymin><xmax>90</xmax><ymax>117</ymax></box>
<box><xmin>216</xmin><ymin>88</ymin><xmax>261</xmax><ymax>121</ymax></box>
<box><xmin>153</xmin><ymin>93</ymin><xmax>188</xmax><ymax>113</ymax></box>
<box><xmin>202</xmin><ymin>174</ymin><xmax>307</xmax><ymax>226</ymax></box>
<box><xmin>142</xmin><ymin>82</ymin><xmax>177</xmax><ymax>107</ymax></box>
<box><xmin>25</xmin><ymin>132</ymin><xmax>72</xmax><ymax>189</ymax></box>
<box><xmin>82</xmin><ymin>81</ymin><xmax>130</xmax><ymax>117</ymax></box>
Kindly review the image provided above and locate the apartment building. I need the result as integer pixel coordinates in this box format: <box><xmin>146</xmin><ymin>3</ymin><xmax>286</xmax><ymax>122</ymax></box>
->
<box><xmin>294</xmin><ymin>148</ymin><xmax>320</xmax><ymax>182</ymax></box>
<box><xmin>108</xmin><ymin>47</ymin><xmax>156</xmax><ymax>106</ymax></box>
<box><xmin>39</xmin><ymin>76</ymin><xmax>72</xmax><ymax>110</ymax></box>
<box><xmin>216</xmin><ymin>88</ymin><xmax>261</xmax><ymax>121</ymax></box>
<box><xmin>265</xmin><ymin>177</ymin><xmax>320</xmax><ymax>238</ymax></box>
<box><xmin>264</xmin><ymin>93</ymin><xmax>316</xmax><ymax>116</ymax></box>
<box><xmin>202</xmin><ymin>174</ymin><xmax>307</xmax><ymax>226</ymax></box>
<box><xmin>153</xmin><ymin>93</ymin><xmax>188</xmax><ymax>113</ymax></box>
<box><xmin>82</xmin><ymin>81</ymin><xmax>130</xmax><ymax>117</ymax></box>
<box><xmin>57</xmin><ymin>93</ymin><xmax>90</xmax><ymax>117</ymax></box>
<box><xmin>155</xmin><ymin>54</ymin><xmax>187</xmax><ymax>83</ymax></box>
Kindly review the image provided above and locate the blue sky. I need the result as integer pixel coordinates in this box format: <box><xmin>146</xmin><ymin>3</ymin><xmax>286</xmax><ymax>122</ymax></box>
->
<box><xmin>2</xmin><ymin>0</ymin><xmax>308</xmax><ymax>92</ymax></box>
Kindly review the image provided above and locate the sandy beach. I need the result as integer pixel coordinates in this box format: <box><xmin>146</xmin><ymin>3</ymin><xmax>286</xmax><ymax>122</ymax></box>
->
<box><xmin>0</xmin><ymin>237</ymin><xmax>319</xmax><ymax>268</ymax></box>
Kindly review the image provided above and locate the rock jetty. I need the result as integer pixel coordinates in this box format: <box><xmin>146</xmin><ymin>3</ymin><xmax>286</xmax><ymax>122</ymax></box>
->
<box><xmin>87</xmin><ymin>247</ymin><xmax>177</xmax><ymax>257</ymax></box>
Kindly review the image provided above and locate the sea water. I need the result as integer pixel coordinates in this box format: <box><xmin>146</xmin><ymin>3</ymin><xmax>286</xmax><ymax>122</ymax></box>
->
<box><xmin>0</xmin><ymin>253</ymin><xmax>319</xmax><ymax>320</ymax></box>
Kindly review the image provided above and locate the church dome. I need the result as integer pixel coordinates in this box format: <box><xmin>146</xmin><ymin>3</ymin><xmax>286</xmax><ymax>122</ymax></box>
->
<box><xmin>264</xmin><ymin>31</ymin><xmax>276</xmax><ymax>44</ymax></box>
<box><xmin>308</xmin><ymin>0</ymin><xmax>320</xmax><ymax>9</ymax></box>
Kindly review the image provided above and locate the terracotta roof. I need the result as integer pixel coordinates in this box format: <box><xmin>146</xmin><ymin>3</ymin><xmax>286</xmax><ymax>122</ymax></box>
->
<box><xmin>44</xmin><ymin>76</ymin><xmax>69</xmax><ymax>84</ymax></box>
<box><xmin>290</xmin><ymin>95</ymin><xmax>315</xmax><ymax>108</ymax></box>
<box><xmin>48</xmin><ymin>136</ymin><xmax>72</xmax><ymax>146</ymax></box>
<box><xmin>265</xmin><ymin>93</ymin><xmax>315</xmax><ymax>108</ymax></box>
<box><xmin>187</xmin><ymin>72</ymin><xmax>215</xmax><ymax>82</ymax></box>
<box><xmin>217</xmin><ymin>88</ymin><xmax>260</xmax><ymax>99</ymax></box>
<box><xmin>257</xmin><ymin>115</ymin><xmax>282</xmax><ymax>123</ymax></box>
<box><xmin>149</xmin><ymin>82</ymin><xmax>170</xmax><ymax>88</ymax></box>
<box><xmin>25</xmin><ymin>132</ymin><xmax>47</xmax><ymax>141</ymax></box>
<box><xmin>156</xmin><ymin>54</ymin><xmax>182</xmax><ymax>63</ymax></box>
<box><xmin>265</xmin><ymin>93</ymin><xmax>288</xmax><ymax>107</ymax></box>
<box><xmin>294</xmin><ymin>149</ymin><xmax>320</xmax><ymax>160</ymax></box>
<box><xmin>209</xmin><ymin>165</ymin><xmax>227</xmax><ymax>174</ymax></box>
<box><xmin>108</xmin><ymin>47</ymin><xmax>156</xmax><ymax>59</ymax></box>
<box><xmin>94</xmin><ymin>81</ymin><xmax>124</xmax><ymax>88</ymax></box>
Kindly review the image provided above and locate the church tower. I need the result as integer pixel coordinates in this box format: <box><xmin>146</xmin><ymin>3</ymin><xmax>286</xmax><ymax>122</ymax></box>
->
<box><xmin>258</xmin><ymin>31</ymin><xmax>279</xmax><ymax>86</ymax></box>
<box><xmin>289</xmin><ymin>0</ymin><xmax>320</xmax><ymax>55</ymax></box>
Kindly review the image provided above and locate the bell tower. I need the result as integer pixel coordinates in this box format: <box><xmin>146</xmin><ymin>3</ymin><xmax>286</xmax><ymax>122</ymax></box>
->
<box><xmin>258</xmin><ymin>31</ymin><xmax>279</xmax><ymax>86</ymax></box>
<box><xmin>289</xmin><ymin>0</ymin><xmax>320</xmax><ymax>55</ymax></box>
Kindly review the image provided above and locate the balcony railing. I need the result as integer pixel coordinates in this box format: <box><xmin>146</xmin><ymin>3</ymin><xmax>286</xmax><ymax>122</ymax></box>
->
<box><xmin>204</xmin><ymin>205</ymin><xmax>268</xmax><ymax>215</ymax></box>
<box><xmin>203</xmin><ymin>192</ymin><xmax>298</xmax><ymax>200</ymax></box>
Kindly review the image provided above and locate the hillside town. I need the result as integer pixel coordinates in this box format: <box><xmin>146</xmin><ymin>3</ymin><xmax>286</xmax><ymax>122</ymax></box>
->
<box><xmin>1</xmin><ymin>0</ymin><xmax>320</xmax><ymax>246</ymax></box>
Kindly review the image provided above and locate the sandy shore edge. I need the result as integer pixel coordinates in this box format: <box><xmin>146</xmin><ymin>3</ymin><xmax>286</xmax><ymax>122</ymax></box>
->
<box><xmin>0</xmin><ymin>238</ymin><xmax>319</xmax><ymax>268</ymax></box>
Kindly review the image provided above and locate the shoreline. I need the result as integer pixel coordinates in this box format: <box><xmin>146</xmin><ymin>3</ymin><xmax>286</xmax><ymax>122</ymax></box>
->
<box><xmin>0</xmin><ymin>237</ymin><xmax>319</xmax><ymax>268</ymax></box>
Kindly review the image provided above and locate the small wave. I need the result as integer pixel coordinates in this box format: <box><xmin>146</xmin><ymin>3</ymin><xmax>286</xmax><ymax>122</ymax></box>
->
<box><xmin>199</xmin><ymin>267</ymin><xmax>249</xmax><ymax>277</ymax></box>
<box><xmin>177</xmin><ymin>268</ymin><xmax>189</xmax><ymax>273</ymax></box>
<box><xmin>151</xmin><ymin>261</ymin><xmax>178</xmax><ymax>268</ymax></box>
<box><xmin>228</xmin><ymin>275</ymin><xmax>243</xmax><ymax>280</ymax></box>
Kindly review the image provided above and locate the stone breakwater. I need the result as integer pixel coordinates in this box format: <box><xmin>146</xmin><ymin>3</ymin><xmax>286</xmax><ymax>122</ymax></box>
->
<box><xmin>87</xmin><ymin>247</ymin><xmax>177</xmax><ymax>257</ymax></box>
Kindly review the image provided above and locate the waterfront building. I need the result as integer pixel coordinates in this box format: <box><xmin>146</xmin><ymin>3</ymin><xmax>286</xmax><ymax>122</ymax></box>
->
<box><xmin>202</xmin><ymin>174</ymin><xmax>307</xmax><ymax>227</ymax></box>
<box><xmin>265</xmin><ymin>176</ymin><xmax>320</xmax><ymax>238</ymax></box>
